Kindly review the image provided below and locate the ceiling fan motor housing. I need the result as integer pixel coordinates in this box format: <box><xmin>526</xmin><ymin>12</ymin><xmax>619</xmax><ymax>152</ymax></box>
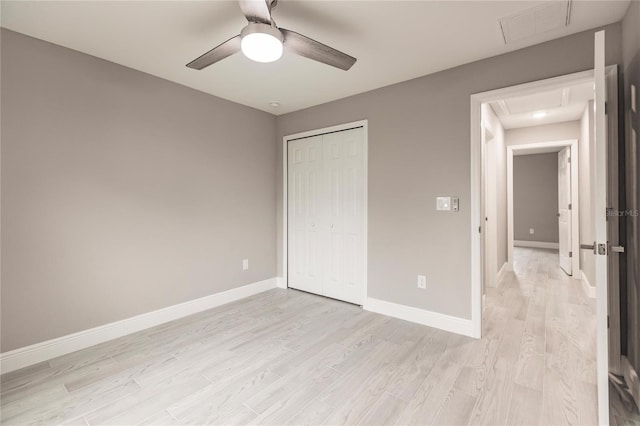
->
<box><xmin>240</xmin><ymin>22</ymin><xmax>283</xmax><ymax>43</ymax></box>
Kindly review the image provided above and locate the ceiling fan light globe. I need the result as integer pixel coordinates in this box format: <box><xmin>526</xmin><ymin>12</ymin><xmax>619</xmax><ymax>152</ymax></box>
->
<box><xmin>240</xmin><ymin>23</ymin><xmax>284</xmax><ymax>63</ymax></box>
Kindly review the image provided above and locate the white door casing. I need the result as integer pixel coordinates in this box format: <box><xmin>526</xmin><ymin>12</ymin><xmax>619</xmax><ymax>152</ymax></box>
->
<box><xmin>558</xmin><ymin>147</ymin><xmax>572</xmax><ymax>275</ymax></box>
<box><xmin>593</xmin><ymin>29</ymin><xmax>610</xmax><ymax>425</ymax></box>
<box><xmin>287</xmin><ymin>126</ymin><xmax>366</xmax><ymax>305</ymax></box>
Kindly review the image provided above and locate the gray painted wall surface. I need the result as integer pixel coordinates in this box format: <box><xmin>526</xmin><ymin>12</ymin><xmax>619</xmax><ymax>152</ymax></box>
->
<box><xmin>0</xmin><ymin>29</ymin><xmax>277</xmax><ymax>352</ymax></box>
<box><xmin>622</xmin><ymin>0</ymin><xmax>640</xmax><ymax>378</ymax></box>
<box><xmin>505</xmin><ymin>121</ymin><xmax>581</xmax><ymax>147</ymax></box>
<box><xmin>276</xmin><ymin>24</ymin><xmax>622</xmax><ymax>319</ymax></box>
<box><xmin>482</xmin><ymin>105</ymin><xmax>508</xmax><ymax>272</ymax></box>
<box><xmin>579</xmin><ymin>102</ymin><xmax>596</xmax><ymax>289</ymax></box>
<box><xmin>513</xmin><ymin>154</ymin><xmax>559</xmax><ymax>243</ymax></box>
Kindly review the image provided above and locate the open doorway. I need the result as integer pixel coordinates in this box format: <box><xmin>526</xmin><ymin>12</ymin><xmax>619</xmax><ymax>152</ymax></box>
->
<box><xmin>471</xmin><ymin>52</ymin><xmax>622</xmax><ymax>423</ymax></box>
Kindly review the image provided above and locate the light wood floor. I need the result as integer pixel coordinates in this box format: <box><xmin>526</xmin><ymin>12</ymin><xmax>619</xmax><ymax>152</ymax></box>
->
<box><xmin>1</xmin><ymin>248</ymin><xmax>602</xmax><ymax>425</ymax></box>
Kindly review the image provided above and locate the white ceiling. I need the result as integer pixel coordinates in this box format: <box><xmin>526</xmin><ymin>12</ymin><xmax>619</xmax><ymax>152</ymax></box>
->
<box><xmin>1</xmin><ymin>0</ymin><xmax>630</xmax><ymax>115</ymax></box>
<box><xmin>489</xmin><ymin>80</ymin><xmax>594</xmax><ymax>128</ymax></box>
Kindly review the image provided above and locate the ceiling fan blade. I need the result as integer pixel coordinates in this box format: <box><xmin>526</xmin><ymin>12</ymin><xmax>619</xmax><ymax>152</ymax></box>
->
<box><xmin>186</xmin><ymin>35</ymin><xmax>241</xmax><ymax>70</ymax></box>
<box><xmin>238</xmin><ymin>0</ymin><xmax>272</xmax><ymax>25</ymax></box>
<box><xmin>280</xmin><ymin>29</ymin><xmax>356</xmax><ymax>71</ymax></box>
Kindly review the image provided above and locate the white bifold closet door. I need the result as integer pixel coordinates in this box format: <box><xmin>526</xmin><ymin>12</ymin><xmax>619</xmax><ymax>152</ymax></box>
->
<box><xmin>287</xmin><ymin>127</ymin><xmax>365</xmax><ymax>305</ymax></box>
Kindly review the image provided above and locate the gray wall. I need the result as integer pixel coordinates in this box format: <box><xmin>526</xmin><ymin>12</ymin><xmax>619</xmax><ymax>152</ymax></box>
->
<box><xmin>482</xmin><ymin>105</ymin><xmax>508</xmax><ymax>272</ymax></box>
<box><xmin>622</xmin><ymin>0</ymin><xmax>640</xmax><ymax>379</ymax></box>
<box><xmin>513</xmin><ymin>153</ymin><xmax>559</xmax><ymax>243</ymax></box>
<box><xmin>276</xmin><ymin>24</ymin><xmax>622</xmax><ymax>319</ymax></box>
<box><xmin>579</xmin><ymin>102</ymin><xmax>596</xmax><ymax>289</ymax></box>
<box><xmin>505</xmin><ymin>121</ymin><xmax>581</xmax><ymax>147</ymax></box>
<box><xmin>0</xmin><ymin>29</ymin><xmax>277</xmax><ymax>352</ymax></box>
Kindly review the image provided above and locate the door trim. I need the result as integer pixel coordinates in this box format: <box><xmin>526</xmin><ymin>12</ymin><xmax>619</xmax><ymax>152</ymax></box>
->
<box><xmin>282</xmin><ymin>120</ymin><xmax>369</xmax><ymax>305</ymax></box>
<box><xmin>506</xmin><ymin>139</ymin><xmax>579</xmax><ymax>276</ymax></box>
<box><xmin>470</xmin><ymin>68</ymin><xmax>595</xmax><ymax>339</ymax></box>
<box><xmin>471</xmin><ymin>64</ymin><xmax>617</xmax><ymax>424</ymax></box>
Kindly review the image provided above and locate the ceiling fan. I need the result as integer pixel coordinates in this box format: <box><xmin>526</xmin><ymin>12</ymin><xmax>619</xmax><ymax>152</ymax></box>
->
<box><xmin>186</xmin><ymin>0</ymin><xmax>357</xmax><ymax>71</ymax></box>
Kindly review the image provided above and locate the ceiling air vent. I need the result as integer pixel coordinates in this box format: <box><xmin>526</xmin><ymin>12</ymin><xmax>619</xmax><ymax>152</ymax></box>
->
<box><xmin>499</xmin><ymin>0</ymin><xmax>572</xmax><ymax>44</ymax></box>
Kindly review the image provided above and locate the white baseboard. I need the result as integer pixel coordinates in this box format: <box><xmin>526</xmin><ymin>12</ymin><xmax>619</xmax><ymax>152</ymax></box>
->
<box><xmin>0</xmin><ymin>277</ymin><xmax>278</xmax><ymax>375</ymax></box>
<box><xmin>363</xmin><ymin>297</ymin><xmax>475</xmax><ymax>338</ymax></box>
<box><xmin>497</xmin><ymin>262</ymin><xmax>509</xmax><ymax>282</ymax></box>
<box><xmin>276</xmin><ymin>276</ymin><xmax>287</xmax><ymax>289</ymax></box>
<box><xmin>623</xmin><ymin>356</ymin><xmax>640</xmax><ymax>410</ymax></box>
<box><xmin>514</xmin><ymin>240</ymin><xmax>559</xmax><ymax>249</ymax></box>
<box><xmin>580</xmin><ymin>270</ymin><xmax>596</xmax><ymax>299</ymax></box>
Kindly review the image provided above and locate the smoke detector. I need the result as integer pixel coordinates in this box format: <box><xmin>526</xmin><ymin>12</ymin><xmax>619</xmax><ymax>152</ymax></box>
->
<box><xmin>499</xmin><ymin>0</ymin><xmax>572</xmax><ymax>44</ymax></box>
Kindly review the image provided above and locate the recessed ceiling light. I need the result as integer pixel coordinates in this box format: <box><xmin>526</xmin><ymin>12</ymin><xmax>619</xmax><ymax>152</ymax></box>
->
<box><xmin>532</xmin><ymin>111</ymin><xmax>547</xmax><ymax>119</ymax></box>
<box><xmin>269</xmin><ymin>101</ymin><xmax>280</xmax><ymax>108</ymax></box>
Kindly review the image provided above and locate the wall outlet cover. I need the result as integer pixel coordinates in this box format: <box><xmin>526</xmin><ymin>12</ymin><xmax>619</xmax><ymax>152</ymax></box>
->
<box><xmin>529</xmin><ymin>228</ymin><xmax>535</xmax><ymax>235</ymax></box>
<box><xmin>417</xmin><ymin>275</ymin><xmax>427</xmax><ymax>289</ymax></box>
<box><xmin>242</xmin><ymin>259</ymin><xmax>249</xmax><ymax>270</ymax></box>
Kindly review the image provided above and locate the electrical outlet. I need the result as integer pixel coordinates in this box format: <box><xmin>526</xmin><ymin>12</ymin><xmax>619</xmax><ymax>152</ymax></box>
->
<box><xmin>242</xmin><ymin>259</ymin><xmax>249</xmax><ymax>270</ymax></box>
<box><xmin>417</xmin><ymin>275</ymin><xmax>426</xmax><ymax>289</ymax></box>
<box><xmin>529</xmin><ymin>228</ymin><xmax>535</xmax><ymax>235</ymax></box>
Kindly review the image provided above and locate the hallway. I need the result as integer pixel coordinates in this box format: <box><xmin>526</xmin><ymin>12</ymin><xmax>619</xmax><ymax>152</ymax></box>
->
<box><xmin>483</xmin><ymin>247</ymin><xmax>598</xmax><ymax>424</ymax></box>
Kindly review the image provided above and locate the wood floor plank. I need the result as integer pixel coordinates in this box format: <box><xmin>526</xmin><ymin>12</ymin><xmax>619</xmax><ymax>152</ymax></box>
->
<box><xmin>358</xmin><ymin>392</ymin><xmax>408</xmax><ymax>426</ymax></box>
<box><xmin>285</xmin><ymin>397</ymin><xmax>335</xmax><ymax>426</ymax></box>
<box><xmin>467</xmin><ymin>356</ymin><xmax>517</xmax><ymax>426</ymax></box>
<box><xmin>394</xmin><ymin>356</ymin><xmax>462</xmax><ymax>425</ymax></box>
<box><xmin>505</xmin><ymin>383</ymin><xmax>542</xmax><ymax>426</ymax></box>
<box><xmin>320</xmin><ymin>361</ymin><xmax>398</xmax><ymax>426</ymax></box>
<box><xmin>541</xmin><ymin>353</ymin><xmax>580</xmax><ymax>425</ymax></box>
<box><xmin>431</xmin><ymin>387</ymin><xmax>477</xmax><ymax>426</ymax></box>
<box><xmin>385</xmin><ymin>332</ymin><xmax>446</xmax><ymax>401</ymax></box>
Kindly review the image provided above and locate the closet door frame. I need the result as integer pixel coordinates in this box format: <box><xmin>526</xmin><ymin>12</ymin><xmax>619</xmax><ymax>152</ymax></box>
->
<box><xmin>282</xmin><ymin>120</ymin><xmax>368</xmax><ymax>305</ymax></box>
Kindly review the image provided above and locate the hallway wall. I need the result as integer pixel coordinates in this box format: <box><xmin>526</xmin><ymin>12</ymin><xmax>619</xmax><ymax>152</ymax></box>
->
<box><xmin>579</xmin><ymin>102</ymin><xmax>596</xmax><ymax>291</ymax></box>
<box><xmin>513</xmin><ymin>153</ymin><xmax>560</xmax><ymax>244</ymax></box>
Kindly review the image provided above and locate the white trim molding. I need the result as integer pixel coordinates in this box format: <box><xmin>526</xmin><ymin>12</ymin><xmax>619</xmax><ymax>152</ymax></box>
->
<box><xmin>514</xmin><ymin>240</ymin><xmax>560</xmax><ymax>250</ymax></box>
<box><xmin>0</xmin><ymin>278</ymin><xmax>278</xmax><ymax>374</ymax></box>
<box><xmin>363</xmin><ymin>298</ymin><xmax>475</xmax><ymax>338</ymax></box>
<box><xmin>497</xmin><ymin>262</ymin><xmax>510</xmax><ymax>283</ymax></box>
<box><xmin>580</xmin><ymin>270</ymin><xmax>596</xmax><ymax>299</ymax></box>
<box><xmin>622</xmin><ymin>356</ymin><xmax>640</xmax><ymax>409</ymax></box>
<box><xmin>276</xmin><ymin>276</ymin><xmax>287</xmax><ymax>289</ymax></box>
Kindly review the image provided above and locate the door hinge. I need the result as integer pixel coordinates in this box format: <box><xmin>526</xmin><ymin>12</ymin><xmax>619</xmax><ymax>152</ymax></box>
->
<box><xmin>568</xmin><ymin>203</ymin><xmax>572</xmax><ymax>210</ymax></box>
<box><xmin>569</xmin><ymin>251</ymin><xmax>573</xmax><ymax>258</ymax></box>
<box><xmin>568</xmin><ymin>156</ymin><xmax>571</xmax><ymax>164</ymax></box>
<box><xmin>605</xmin><ymin>102</ymin><xmax>609</xmax><ymax>115</ymax></box>
<box><xmin>607</xmin><ymin>315</ymin><xmax>610</xmax><ymax>328</ymax></box>
<box><xmin>479</xmin><ymin>226</ymin><xmax>482</xmax><ymax>234</ymax></box>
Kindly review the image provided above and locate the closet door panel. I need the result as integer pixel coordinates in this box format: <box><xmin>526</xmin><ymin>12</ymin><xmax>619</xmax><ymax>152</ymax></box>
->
<box><xmin>288</xmin><ymin>136</ymin><xmax>323</xmax><ymax>294</ymax></box>
<box><xmin>322</xmin><ymin>129</ymin><xmax>364</xmax><ymax>304</ymax></box>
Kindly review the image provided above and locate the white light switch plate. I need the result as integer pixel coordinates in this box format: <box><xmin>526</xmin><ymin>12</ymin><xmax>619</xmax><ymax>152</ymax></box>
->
<box><xmin>436</xmin><ymin>197</ymin><xmax>451</xmax><ymax>211</ymax></box>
